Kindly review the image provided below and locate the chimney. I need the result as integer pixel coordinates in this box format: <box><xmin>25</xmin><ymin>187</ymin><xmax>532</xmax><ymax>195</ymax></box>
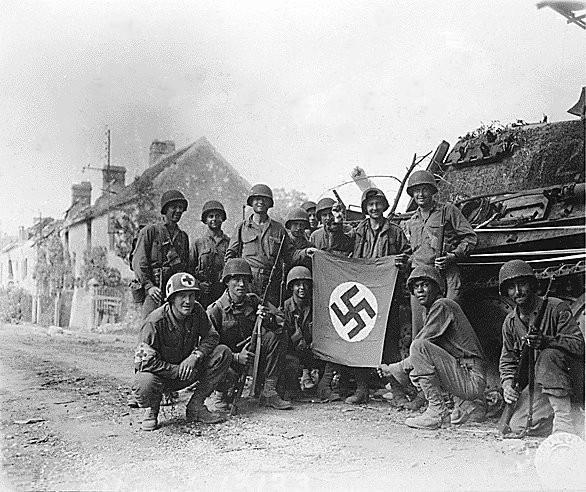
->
<box><xmin>71</xmin><ymin>181</ymin><xmax>92</xmax><ymax>208</ymax></box>
<box><xmin>102</xmin><ymin>166</ymin><xmax>126</xmax><ymax>196</ymax></box>
<box><xmin>149</xmin><ymin>140</ymin><xmax>176</xmax><ymax>167</ymax></box>
<box><xmin>18</xmin><ymin>226</ymin><xmax>27</xmax><ymax>242</ymax></box>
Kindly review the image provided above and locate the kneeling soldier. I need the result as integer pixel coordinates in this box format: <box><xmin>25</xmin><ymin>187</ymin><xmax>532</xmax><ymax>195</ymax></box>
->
<box><xmin>207</xmin><ymin>259</ymin><xmax>293</xmax><ymax>410</ymax></box>
<box><xmin>499</xmin><ymin>260</ymin><xmax>584</xmax><ymax>435</ymax></box>
<box><xmin>282</xmin><ymin>266</ymin><xmax>322</xmax><ymax>396</ymax></box>
<box><xmin>378</xmin><ymin>266</ymin><xmax>486</xmax><ymax>429</ymax></box>
<box><xmin>132</xmin><ymin>272</ymin><xmax>232</xmax><ymax>431</ymax></box>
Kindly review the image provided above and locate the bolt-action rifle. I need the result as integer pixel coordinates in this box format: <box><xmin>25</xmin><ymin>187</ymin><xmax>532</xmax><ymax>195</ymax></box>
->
<box><xmin>498</xmin><ymin>276</ymin><xmax>554</xmax><ymax>437</ymax></box>
<box><xmin>229</xmin><ymin>236</ymin><xmax>287</xmax><ymax>415</ymax></box>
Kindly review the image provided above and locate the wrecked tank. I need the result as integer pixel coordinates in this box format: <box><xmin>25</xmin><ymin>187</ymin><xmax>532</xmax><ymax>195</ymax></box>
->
<box><xmin>400</xmin><ymin>115</ymin><xmax>585</xmax><ymax>389</ymax></box>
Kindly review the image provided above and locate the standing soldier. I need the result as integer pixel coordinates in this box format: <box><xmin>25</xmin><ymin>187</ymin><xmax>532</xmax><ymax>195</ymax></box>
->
<box><xmin>403</xmin><ymin>170</ymin><xmax>477</xmax><ymax>336</ymax></box>
<box><xmin>132</xmin><ymin>190</ymin><xmax>191</xmax><ymax>319</ymax></box>
<box><xmin>499</xmin><ymin>260</ymin><xmax>584</xmax><ymax>435</ymax></box>
<box><xmin>225</xmin><ymin>184</ymin><xmax>294</xmax><ymax>307</ymax></box>
<box><xmin>207</xmin><ymin>259</ymin><xmax>292</xmax><ymax>410</ymax></box>
<box><xmin>282</xmin><ymin>266</ymin><xmax>322</xmax><ymax>396</ymax></box>
<box><xmin>285</xmin><ymin>207</ymin><xmax>317</xmax><ymax>270</ymax></box>
<box><xmin>309</xmin><ymin>197</ymin><xmax>354</xmax><ymax>255</ymax></box>
<box><xmin>301</xmin><ymin>201</ymin><xmax>319</xmax><ymax>236</ymax></box>
<box><xmin>132</xmin><ymin>272</ymin><xmax>232</xmax><ymax>431</ymax></box>
<box><xmin>378</xmin><ymin>266</ymin><xmax>486</xmax><ymax>429</ymax></box>
<box><xmin>321</xmin><ymin>188</ymin><xmax>411</xmax><ymax>405</ymax></box>
<box><xmin>191</xmin><ymin>200</ymin><xmax>230</xmax><ymax>308</ymax></box>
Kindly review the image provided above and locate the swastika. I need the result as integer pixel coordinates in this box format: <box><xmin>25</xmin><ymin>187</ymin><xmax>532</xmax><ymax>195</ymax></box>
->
<box><xmin>330</xmin><ymin>285</ymin><xmax>375</xmax><ymax>339</ymax></box>
<box><xmin>329</xmin><ymin>282</ymin><xmax>378</xmax><ymax>343</ymax></box>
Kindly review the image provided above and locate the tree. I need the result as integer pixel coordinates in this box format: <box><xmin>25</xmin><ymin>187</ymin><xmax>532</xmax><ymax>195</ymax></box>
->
<box><xmin>110</xmin><ymin>176</ymin><xmax>159</xmax><ymax>264</ymax></box>
<box><xmin>82</xmin><ymin>247</ymin><xmax>122</xmax><ymax>287</ymax></box>
<box><xmin>271</xmin><ymin>188</ymin><xmax>308</xmax><ymax>223</ymax></box>
<box><xmin>34</xmin><ymin>232</ymin><xmax>73</xmax><ymax>295</ymax></box>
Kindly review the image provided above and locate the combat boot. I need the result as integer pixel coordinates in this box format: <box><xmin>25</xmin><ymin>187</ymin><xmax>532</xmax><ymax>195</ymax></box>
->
<box><xmin>548</xmin><ymin>394</ymin><xmax>575</xmax><ymax>434</ymax></box>
<box><xmin>317</xmin><ymin>362</ymin><xmax>341</xmax><ymax>401</ymax></box>
<box><xmin>301</xmin><ymin>369</ymin><xmax>316</xmax><ymax>390</ymax></box>
<box><xmin>207</xmin><ymin>390</ymin><xmax>229</xmax><ymax>412</ymax></box>
<box><xmin>186</xmin><ymin>383</ymin><xmax>224</xmax><ymax>424</ymax></box>
<box><xmin>403</xmin><ymin>391</ymin><xmax>427</xmax><ymax>411</ymax></box>
<box><xmin>450</xmin><ymin>397</ymin><xmax>486</xmax><ymax>425</ymax></box>
<box><xmin>141</xmin><ymin>401</ymin><xmax>160</xmax><ymax>431</ymax></box>
<box><xmin>345</xmin><ymin>374</ymin><xmax>369</xmax><ymax>405</ymax></box>
<box><xmin>405</xmin><ymin>379</ymin><xmax>449</xmax><ymax>430</ymax></box>
<box><xmin>260</xmin><ymin>378</ymin><xmax>293</xmax><ymax>410</ymax></box>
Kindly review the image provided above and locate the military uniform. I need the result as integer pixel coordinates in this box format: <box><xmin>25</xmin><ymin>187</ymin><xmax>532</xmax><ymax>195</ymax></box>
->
<box><xmin>309</xmin><ymin>225</ymin><xmax>353</xmax><ymax>256</ymax></box>
<box><xmin>207</xmin><ymin>291</ymin><xmax>288</xmax><ymax>387</ymax></box>
<box><xmin>403</xmin><ymin>202</ymin><xmax>477</xmax><ymax>335</ymax></box>
<box><xmin>289</xmin><ymin>232</ymin><xmax>315</xmax><ymax>270</ymax></box>
<box><xmin>132</xmin><ymin>302</ymin><xmax>231</xmax><ymax>408</ymax></box>
<box><xmin>191</xmin><ymin>229</ymin><xmax>230</xmax><ymax>308</ymax></box>
<box><xmin>225</xmin><ymin>216</ymin><xmax>293</xmax><ymax>306</ymax></box>
<box><xmin>282</xmin><ymin>296</ymin><xmax>322</xmax><ymax>392</ymax></box>
<box><xmin>132</xmin><ymin>222</ymin><xmax>190</xmax><ymax>319</ymax></box>
<box><xmin>500</xmin><ymin>296</ymin><xmax>585</xmax><ymax>435</ymax></box>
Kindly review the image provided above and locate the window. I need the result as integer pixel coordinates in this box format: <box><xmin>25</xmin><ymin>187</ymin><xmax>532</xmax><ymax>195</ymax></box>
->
<box><xmin>23</xmin><ymin>258</ymin><xmax>28</xmax><ymax>279</ymax></box>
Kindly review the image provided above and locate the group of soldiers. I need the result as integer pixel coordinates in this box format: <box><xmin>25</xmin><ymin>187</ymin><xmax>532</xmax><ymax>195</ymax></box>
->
<box><xmin>130</xmin><ymin>171</ymin><xmax>584</xmax><ymax>436</ymax></box>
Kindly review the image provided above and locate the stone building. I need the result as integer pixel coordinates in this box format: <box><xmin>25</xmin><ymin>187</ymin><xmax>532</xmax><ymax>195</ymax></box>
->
<box><xmin>61</xmin><ymin>137</ymin><xmax>251</xmax><ymax>328</ymax></box>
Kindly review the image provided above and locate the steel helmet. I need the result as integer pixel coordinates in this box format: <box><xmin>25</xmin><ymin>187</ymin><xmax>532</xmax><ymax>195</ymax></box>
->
<box><xmin>407</xmin><ymin>266</ymin><xmax>445</xmax><ymax>295</ymax></box>
<box><xmin>499</xmin><ymin>260</ymin><xmax>537</xmax><ymax>295</ymax></box>
<box><xmin>361</xmin><ymin>187</ymin><xmax>389</xmax><ymax>215</ymax></box>
<box><xmin>247</xmin><ymin>184</ymin><xmax>274</xmax><ymax>208</ymax></box>
<box><xmin>286</xmin><ymin>266</ymin><xmax>312</xmax><ymax>290</ymax></box>
<box><xmin>221</xmin><ymin>258</ymin><xmax>253</xmax><ymax>284</ymax></box>
<box><xmin>160</xmin><ymin>190</ymin><xmax>188</xmax><ymax>214</ymax></box>
<box><xmin>165</xmin><ymin>272</ymin><xmax>200</xmax><ymax>301</ymax></box>
<box><xmin>285</xmin><ymin>208</ymin><xmax>310</xmax><ymax>229</ymax></box>
<box><xmin>201</xmin><ymin>200</ymin><xmax>227</xmax><ymax>223</ymax></box>
<box><xmin>301</xmin><ymin>201</ymin><xmax>317</xmax><ymax>213</ymax></box>
<box><xmin>406</xmin><ymin>170</ymin><xmax>438</xmax><ymax>196</ymax></box>
<box><xmin>315</xmin><ymin>197</ymin><xmax>336</xmax><ymax>221</ymax></box>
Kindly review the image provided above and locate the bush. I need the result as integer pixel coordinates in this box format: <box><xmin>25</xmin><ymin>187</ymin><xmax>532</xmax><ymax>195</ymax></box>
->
<box><xmin>0</xmin><ymin>287</ymin><xmax>32</xmax><ymax>324</ymax></box>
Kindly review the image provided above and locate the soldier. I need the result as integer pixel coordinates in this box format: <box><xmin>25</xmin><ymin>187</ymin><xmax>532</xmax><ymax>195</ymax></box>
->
<box><xmin>282</xmin><ymin>266</ymin><xmax>322</xmax><ymax>396</ymax></box>
<box><xmin>377</xmin><ymin>266</ymin><xmax>486</xmax><ymax>429</ymax></box>
<box><xmin>285</xmin><ymin>207</ymin><xmax>317</xmax><ymax>270</ymax></box>
<box><xmin>499</xmin><ymin>260</ymin><xmax>584</xmax><ymax>435</ymax></box>
<box><xmin>132</xmin><ymin>190</ymin><xmax>191</xmax><ymax>319</ymax></box>
<box><xmin>309</xmin><ymin>197</ymin><xmax>354</xmax><ymax>255</ymax></box>
<box><xmin>225</xmin><ymin>184</ymin><xmax>294</xmax><ymax>307</ymax></box>
<box><xmin>207</xmin><ymin>258</ymin><xmax>293</xmax><ymax>410</ymax></box>
<box><xmin>132</xmin><ymin>272</ymin><xmax>232</xmax><ymax>431</ymax></box>
<box><xmin>191</xmin><ymin>200</ymin><xmax>230</xmax><ymax>308</ymax></box>
<box><xmin>402</xmin><ymin>170</ymin><xmax>477</xmax><ymax>335</ymax></box>
<box><xmin>320</xmin><ymin>188</ymin><xmax>411</xmax><ymax>405</ymax></box>
<box><xmin>300</xmin><ymin>200</ymin><xmax>319</xmax><ymax>236</ymax></box>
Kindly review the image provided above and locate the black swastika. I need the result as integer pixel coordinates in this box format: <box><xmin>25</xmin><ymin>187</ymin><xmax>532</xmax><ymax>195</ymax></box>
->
<box><xmin>330</xmin><ymin>284</ymin><xmax>375</xmax><ymax>339</ymax></box>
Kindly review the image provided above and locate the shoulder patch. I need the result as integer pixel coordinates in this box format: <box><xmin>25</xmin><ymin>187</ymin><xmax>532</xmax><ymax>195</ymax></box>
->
<box><xmin>558</xmin><ymin>309</ymin><xmax>572</xmax><ymax>325</ymax></box>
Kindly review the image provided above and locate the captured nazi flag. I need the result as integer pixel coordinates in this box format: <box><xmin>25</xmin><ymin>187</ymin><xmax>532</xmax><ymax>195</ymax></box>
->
<box><xmin>312</xmin><ymin>250</ymin><xmax>398</xmax><ymax>367</ymax></box>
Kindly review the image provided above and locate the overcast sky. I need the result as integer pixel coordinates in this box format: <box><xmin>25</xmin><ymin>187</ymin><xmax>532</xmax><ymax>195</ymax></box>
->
<box><xmin>1</xmin><ymin>0</ymin><xmax>584</xmax><ymax>235</ymax></box>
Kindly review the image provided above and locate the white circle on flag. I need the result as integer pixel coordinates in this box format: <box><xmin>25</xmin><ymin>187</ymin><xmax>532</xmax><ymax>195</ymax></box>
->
<box><xmin>329</xmin><ymin>281</ymin><xmax>378</xmax><ymax>342</ymax></box>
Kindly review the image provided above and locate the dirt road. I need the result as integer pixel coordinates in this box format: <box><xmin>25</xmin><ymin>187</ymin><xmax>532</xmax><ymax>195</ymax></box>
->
<box><xmin>0</xmin><ymin>322</ymin><xmax>570</xmax><ymax>491</ymax></box>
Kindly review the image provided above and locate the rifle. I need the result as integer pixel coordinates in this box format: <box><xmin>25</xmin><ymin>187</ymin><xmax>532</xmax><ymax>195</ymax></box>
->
<box><xmin>438</xmin><ymin>205</ymin><xmax>447</xmax><ymax>259</ymax></box>
<box><xmin>279</xmin><ymin>262</ymin><xmax>287</xmax><ymax>309</ymax></box>
<box><xmin>229</xmin><ymin>236</ymin><xmax>287</xmax><ymax>415</ymax></box>
<box><xmin>498</xmin><ymin>276</ymin><xmax>554</xmax><ymax>436</ymax></box>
